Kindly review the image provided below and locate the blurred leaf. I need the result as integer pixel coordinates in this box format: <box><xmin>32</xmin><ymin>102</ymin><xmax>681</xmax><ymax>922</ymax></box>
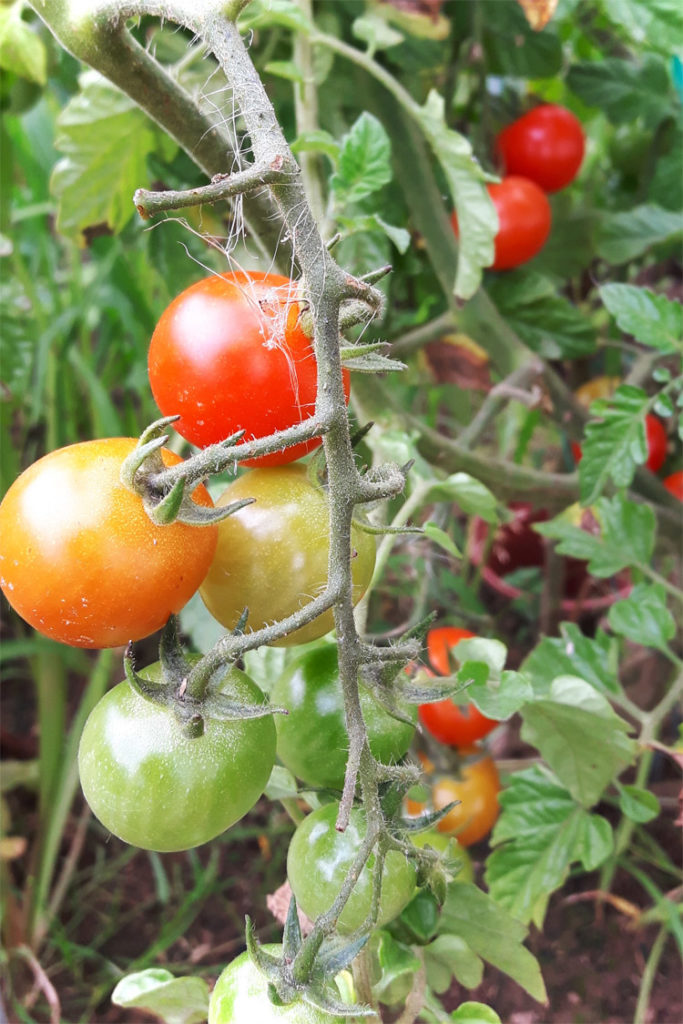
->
<box><xmin>424</xmin><ymin>521</ymin><xmax>462</xmax><ymax>558</ymax></box>
<box><xmin>0</xmin><ymin>8</ymin><xmax>47</xmax><ymax>84</ymax></box>
<box><xmin>488</xmin><ymin>272</ymin><xmax>596</xmax><ymax>359</ymax></box>
<box><xmin>339</xmin><ymin>213</ymin><xmax>411</xmax><ymax>253</ymax></box>
<box><xmin>600</xmin><ymin>284</ymin><xmax>683</xmax><ymax>354</ymax></box>
<box><xmin>486</xmin><ymin>767</ymin><xmax>613</xmax><ymax>926</ymax></box>
<box><xmin>617</xmin><ymin>784</ymin><xmax>660</xmax><ymax>823</ymax></box>
<box><xmin>451</xmin><ymin>1003</ymin><xmax>502</xmax><ymax>1024</ymax></box>
<box><xmin>331</xmin><ymin>112</ymin><xmax>392</xmax><ymax>205</ymax></box>
<box><xmin>601</xmin><ymin>0</ymin><xmax>683</xmax><ymax>54</ymax></box>
<box><xmin>596</xmin><ymin>204</ymin><xmax>683</xmax><ymax>264</ymax></box>
<box><xmin>522</xmin><ymin>624</ymin><xmax>622</xmax><ymax>697</ymax></box>
<box><xmin>264</xmin><ymin>765</ymin><xmax>299</xmax><ymax>800</ymax></box>
<box><xmin>427</xmin><ymin>473</ymin><xmax>504</xmax><ymax>524</ymax></box>
<box><xmin>352</xmin><ymin>12</ymin><xmax>404</xmax><ymax>51</ymax></box>
<box><xmin>520</xmin><ymin>676</ymin><xmax>636</xmax><ymax>806</ymax></box>
<box><xmin>465</xmin><ymin>669</ymin><xmax>534</xmax><ymax>720</ymax></box>
<box><xmin>111</xmin><ymin>970</ymin><xmax>209</xmax><ymax>1024</ymax></box>
<box><xmin>568</xmin><ymin>55</ymin><xmax>673</xmax><ymax>126</ymax></box>
<box><xmin>483</xmin><ymin>0</ymin><xmax>562</xmax><ymax>77</ymax></box>
<box><xmin>607</xmin><ymin>584</ymin><xmax>676</xmax><ymax>651</ymax></box>
<box><xmin>576</xmin><ymin>385</ymin><xmax>651</xmax><ymax>503</ymax></box>
<box><xmin>536</xmin><ymin>495</ymin><xmax>655</xmax><ymax>576</ymax></box>
<box><xmin>424</xmin><ymin>934</ymin><xmax>483</xmax><ymax>993</ymax></box>
<box><xmin>291</xmin><ymin>129</ymin><xmax>340</xmax><ymax>161</ymax></box>
<box><xmin>370</xmin><ymin>931</ymin><xmax>420</xmax><ymax>1006</ymax></box>
<box><xmin>264</xmin><ymin>60</ymin><xmax>304</xmax><ymax>83</ymax></box>
<box><xmin>648</xmin><ymin>127</ymin><xmax>683</xmax><ymax>211</ymax></box>
<box><xmin>438</xmin><ymin>883</ymin><xmax>547</xmax><ymax>1003</ymax></box>
<box><xmin>238</xmin><ymin>0</ymin><xmax>312</xmax><ymax>33</ymax></box>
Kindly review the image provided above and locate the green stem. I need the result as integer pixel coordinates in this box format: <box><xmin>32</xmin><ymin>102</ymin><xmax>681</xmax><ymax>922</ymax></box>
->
<box><xmin>633</xmin><ymin>925</ymin><xmax>669</xmax><ymax>1024</ymax></box>
<box><xmin>635</xmin><ymin>563</ymin><xmax>683</xmax><ymax>606</ymax></box>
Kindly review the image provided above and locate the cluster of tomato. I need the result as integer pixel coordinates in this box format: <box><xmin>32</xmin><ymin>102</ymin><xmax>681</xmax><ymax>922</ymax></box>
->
<box><xmin>404</xmin><ymin>627</ymin><xmax>502</xmax><ymax>848</ymax></box>
<box><xmin>453</xmin><ymin>103</ymin><xmax>585</xmax><ymax>271</ymax></box>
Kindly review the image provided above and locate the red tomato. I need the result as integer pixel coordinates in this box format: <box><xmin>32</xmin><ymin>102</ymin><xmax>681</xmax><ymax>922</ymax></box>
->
<box><xmin>663</xmin><ymin>470</ymin><xmax>683</xmax><ymax>501</ymax></box>
<box><xmin>573</xmin><ymin>414</ymin><xmax>667</xmax><ymax>473</ymax></box>
<box><xmin>418</xmin><ymin>627</ymin><xmax>498</xmax><ymax>747</ymax></box>
<box><xmin>496</xmin><ymin>104</ymin><xmax>585</xmax><ymax>192</ymax></box>
<box><xmin>148</xmin><ymin>272</ymin><xmax>350</xmax><ymax>467</ymax></box>
<box><xmin>452</xmin><ymin>177</ymin><xmax>551</xmax><ymax>271</ymax></box>
<box><xmin>0</xmin><ymin>438</ymin><xmax>217</xmax><ymax>648</ymax></box>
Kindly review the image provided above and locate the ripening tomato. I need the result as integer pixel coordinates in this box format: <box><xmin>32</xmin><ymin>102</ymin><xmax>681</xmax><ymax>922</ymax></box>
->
<box><xmin>148</xmin><ymin>271</ymin><xmax>350</xmax><ymax>467</ymax></box>
<box><xmin>452</xmin><ymin>177</ymin><xmax>551</xmax><ymax>271</ymax></box>
<box><xmin>574</xmin><ymin>375</ymin><xmax>621</xmax><ymax>408</ymax></box>
<box><xmin>417</xmin><ymin>627</ymin><xmax>498</xmax><ymax>747</ymax></box>
<box><xmin>572</xmin><ymin>413</ymin><xmax>668</xmax><ymax>473</ymax></box>
<box><xmin>496</xmin><ymin>104</ymin><xmax>585</xmax><ymax>192</ymax></box>
<box><xmin>663</xmin><ymin>470</ymin><xmax>683</xmax><ymax>501</ymax></box>
<box><xmin>431</xmin><ymin>748</ymin><xmax>500</xmax><ymax>847</ymax></box>
<box><xmin>78</xmin><ymin>660</ymin><xmax>276</xmax><ymax>851</ymax></box>
<box><xmin>209</xmin><ymin>945</ymin><xmax>341</xmax><ymax>1023</ymax></box>
<box><xmin>288</xmin><ymin>803</ymin><xmax>416</xmax><ymax>934</ymax></box>
<box><xmin>0</xmin><ymin>438</ymin><xmax>217</xmax><ymax>648</ymax></box>
<box><xmin>199</xmin><ymin>467</ymin><xmax>376</xmax><ymax>646</ymax></box>
<box><xmin>271</xmin><ymin>643</ymin><xmax>416</xmax><ymax>788</ymax></box>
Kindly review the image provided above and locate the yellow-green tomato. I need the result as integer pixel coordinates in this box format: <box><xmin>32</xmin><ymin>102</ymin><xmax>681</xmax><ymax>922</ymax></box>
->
<box><xmin>271</xmin><ymin>644</ymin><xmax>416</xmax><ymax>789</ymax></box>
<box><xmin>287</xmin><ymin>803</ymin><xmax>416</xmax><ymax>934</ymax></box>
<box><xmin>78</xmin><ymin>661</ymin><xmax>276</xmax><ymax>852</ymax></box>
<box><xmin>199</xmin><ymin>467</ymin><xmax>376</xmax><ymax>647</ymax></box>
<box><xmin>410</xmin><ymin>829</ymin><xmax>474</xmax><ymax>884</ymax></box>
<box><xmin>209</xmin><ymin>945</ymin><xmax>340</xmax><ymax>1024</ymax></box>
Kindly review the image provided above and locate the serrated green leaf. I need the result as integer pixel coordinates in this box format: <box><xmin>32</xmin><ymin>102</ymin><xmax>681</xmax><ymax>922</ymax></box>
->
<box><xmin>331</xmin><ymin>112</ymin><xmax>392</xmax><ymax>205</ymax></box>
<box><xmin>520</xmin><ymin>677</ymin><xmax>635</xmax><ymax>806</ymax></box>
<box><xmin>424</xmin><ymin>934</ymin><xmax>483</xmax><ymax>993</ymax></box>
<box><xmin>596</xmin><ymin>204</ymin><xmax>683</xmax><ymax>265</ymax></box>
<box><xmin>607</xmin><ymin>584</ymin><xmax>676</xmax><ymax>651</ymax></box>
<box><xmin>0</xmin><ymin>9</ymin><xmax>47</xmax><ymax>84</ymax></box>
<box><xmin>568</xmin><ymin>55</ymin><xmax>672</xmax><ymax>126</ymax></box>
<box><xmin>466</xmin><ymin>669</ymin><xmax>534</xmax><ymax>721</ymax></box>
<box><xmin>370</xmin><ymin>931</ymin><xmax>420</xmax><ymax>1006</ymax></box>
<box><xmin>423</xmin><ymin>521</ymin><xmax>462</xmax><ymax>558</ymax></box>
<box><xmin>600</xmin><ymin>284</ymin><xmax>683</xmax><ymax>355</ymax></box>
<box><xmin>576</xmin><ymin>383</ymin><xmax>651</xmax><ymax>501</ymax></box>
<box><xmin>416</xmin><ymin>90</ymin><xmax>494</xmax><ymax>301</ymax></box>
<box><xmin>617</xmin><ymin>784</ymin><xmax>661</xmax><ymax>823</ymax></box>
<box><xmin>522</xmin><ymin>624</ymin><xmax>622</xmax><ymax>698</ymax></box>
<box><xmin>451</xmin><ymin>1003</ymin><xmax>502</xmax><ymax>1024</ymax></box>
<box><xmin>488</xmin><ymin>272</ymin><xmax>596</xmax><ymax>359</ymax></box>
<box><xmin>438</xmin><ymin>883</ymin><xmax>547</xmax><ymax>1003</ymax></box>
<box><xmin>112</xmin><ymin>970</ymin><xmax>209</xmax><ymax>1024</ymax></box>
<box><xmin>51</xmin><ymin>70</ymin><xmax>158</xmax><ymax>238</ymax></box>
<box><xmin>486</xmin><ymin>767</ymin><xmax>613</xmax><ymax>926</ymax></box>
<box><xmin>428</xmin><ymin>473</ymin><xmax>502</xmax><ymax>525</ymax></box>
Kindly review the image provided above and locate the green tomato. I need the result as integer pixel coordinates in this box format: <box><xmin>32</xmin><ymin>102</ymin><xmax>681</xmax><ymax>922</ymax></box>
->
<box><xmin>209</xmin><ymin>945</ymin><xmax>341</xmax><ymax>1024</ymax></box>
<box><xmin>287</xmin><ymin>803</ymin><xmax>416</xmax><ymax>934</ymax></box>
<box><xmin>199</xmin><ymin>467</ymin><xmax>376</xmax><ymax>647</ymax></box>
<box><xmin>78</xmin><ymin>661</ymin><xmax>276</xmax><ymax>852</ymax></box>
<box><xmin>271</xmin><ymin>644</ymin><xmax>416</xmax><ymax>789</ymax></box>
<box><xmin>410</xmin><ymin>829</ymin><xmax>474</xmax><ymax>884</ymax></box>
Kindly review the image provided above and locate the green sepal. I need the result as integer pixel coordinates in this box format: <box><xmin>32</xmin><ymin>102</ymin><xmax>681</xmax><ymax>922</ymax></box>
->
<box><xmin>359</xmin><ymin>263</ymin><xmax>392</xmax><ymax>285</ymax></box>
<box><xmin>158</xmin><ymin>616</ymin><xmax>192</xmax><ymax>686</ymax></box>
<box><xmin>123</xmin><ymin>644</ymin><xmax>173</xmax><ymax>708</ymax></box>
<box><xmin>202</xmin><ymin>693</ymin><xmax>285</xmax><ymax>722</ymax></box>
<box><xmin>350</xmin><ymin>420</ymin><xmax>375</xmax><ymax>450</ymax></box>
<box><xmin>302</xmin><ymin>982</ymin><xmax>377</xmax><ymax>1019</ymax></box>
<box><xmin>245</xmin><ymin>917</ymin><xmax>281</xmax><ymax>982</ymax></box>
<box><xmin>233</xmin><ymin>606</ymin><xmax>250</xmax><ymax>635</ymax></box>
<box><xmin>147</xmin><ymin>476</ymin><xmax>185</xmax><ymax>525</ymax></box>
<box><xmin>398</xmin><ymin>673</ymin><xmax>471</xmax><ymax>705</ymax></box>
<box><xmin>316</xmin><ymin>933</ymin><xmax>370</xmax><ymax>977</ymax></box>
<box><xmin>283</xmin><ymin>894</ymin><xmax>302</xmax><ymax>962</ymax></box>
<box><xmin>173</xmin><ymin>495</ymin><xmax>255</xmax><ymax>527</ymax></box>
<box><xmin>342</xmin><ymin>352</ymin><xmax>408</xmax><ymax>373</ymax></box>
<box><xmin>352</xmin><ymin>517</ymin><xmax>423</xmax><ymax>537</ymax></box>
<box><xmin>402</xmin><ymin>804</ymin><xmax>459</xmax><ymax>833</ymax></box>
<box><xmin>119</xmin><ymin>433</ymin><xmax>167</xmax><ymax>491</ymax></box>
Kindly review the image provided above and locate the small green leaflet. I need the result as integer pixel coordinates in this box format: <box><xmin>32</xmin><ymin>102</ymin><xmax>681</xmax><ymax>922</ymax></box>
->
<box><xmin>617</xmin><ymin>784</ymin><xmax>660</xmax><ymax>824</ymax></box>
<box><xmin>600</xmin><ymin>284</ymin><xmax>683</xmax><ymax>355</ymax></box>
<box><xmin>330</xmin><ymin>112</ymin><xmax>392</xmax><ymax>206</ymax></box>
<box><xmin>111</xmin><ymin>970</ymin><xmax>209</xmax><ymax>1024</ymax></box>
<box><xmin>488</xmin><ymin>272</ymin><xmax>596</xmax><ymax>359</ymax></box>
<box><xmin>577</xmin><ymin>384</ymin><xmax>651</xmax><ymax>503</ymax></box>
<box><xmin>238</xmin><ymin>0</ymin><xmax>312</xmax><ymax>34</ymax></box>
<box><xmin>607</xmin><ymin>583</ymin><xmax>676</xmax><ymax>652</ymax></box>
<box><xmin>423</xmin><ymin>522</ymin><xmax>462</xmax><ymax>558</ymax></box>
<box><xmin>0</xmin><ymin>7</ymin><xmax>47</xmax><ymax>84</ymax></box>
<box><xmin>522</xmin><ymin>624</ymin><xmax>622</xmax><ymax>698</ymax></box>
<box><xmin>568</xmin><ymin>55</ymin><xmax>673</xmax><ymax>127</ymax></box>
<box><xmin>451</xmin><ymin>1003</ymin><xmax>502</xmax><ymax>1024</ymax></box>
<box><xmin>596</xmin><ymin>204</ymin><xmax>683</xmax><ymax>265</ymax></box>
<box><xmin>424</xmin><ymin>934</ymin><xmax>484</xmax><ymax>993</ymax></box>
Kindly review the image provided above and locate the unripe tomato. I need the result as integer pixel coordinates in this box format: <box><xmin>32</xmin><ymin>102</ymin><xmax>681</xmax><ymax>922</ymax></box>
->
<box><xmin>663</xmin><ymin>470</ymin><xmax>683</xmax><ymax>501</ymax></box>
<box><xmin>209</xmin><ymin>945</ymin><xmax>340</xmax><ymax>1023</ymax></box>
<box><xmin>431</xmin><ymin>748</ymin><xmax>500</xmax><ymax>847</ymax></box>
<box><xmin>287</xmin><ymin>803</ymin><xmax>416</xmax><ymax>933</ymax></box>
<box><xmin>0</xmin><ymin>438</ymin><xmax>217</xmax><ymax>648</ymax></box>
<box><xmin>496</xmin><ymin>104</ymin><xmax>585</xmax><ymax>192</ymax></box>
<box><xmin>148</xmin><ymin>271</ymin><xmax>350</xmax><ymax>467</ymax></box>
<box><xmin>410</xmin><ymin>828</ymin><xmax>474</xmax><ymax>884</ymax></box>
<box><xmin>418</xmin><ymin>627</ymin><xmax>498</xmax><ymax>747</ymax></box>
<box><xmin>78</xmin><ymin>660</ymin><xmax>276</xmax><ymax>851</ymax></box>
<box><xmin>199</xmin><ymin>467</ymin><xmax>376</xmax><ymax>647</ymax></box>
<box><xmin>452</xmin><ymin>177</ymin><xmax>551</xmax><ymax>271</ymax></box>
<box><xmin>271</xmin><ymin>644</ymin><xmax>416</xmax><ymax>788</ymax></box>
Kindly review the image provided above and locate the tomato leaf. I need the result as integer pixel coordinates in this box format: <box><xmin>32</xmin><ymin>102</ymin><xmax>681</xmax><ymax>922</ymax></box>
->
<box><xmin>423</xmin><ymin>522</ymin><xmax>462</xmax><ymax>559</ymax></box>
<box><xmin>600</xmin><ymin>284</ymin><xmax>683</xmax><ymax>355</ymax></box>
<box><xmin>427</xmin><ymin>473</ymin><xmax>504</xmax><ymax>525</ymax></box>
<box><xmin>368</xmin><ymin>931</ymin><xmax>420</xmax><ymax>1005</ymax></box>
<box><xmin>601</xmin><ymin>0</ymin><xmax>683</xmax><ymax>56</ymax></box>
<box><xmin>450</xmin><ymin>1002</ymin><xmax>502</xmax><ymax>1024</ymax></box>
<box><xmin>331</xmin><ymin>112</ymin><xmax>392</xmax><ymax>205</ymax></box>
<box><xmin>464</xmin><ymin>668</ymin><xmax>534</xmax><ymax>721</ymax></box>
<box><xmin>616</xmin><ymin>784</ymin><xmax>661</xmax><ymax>824</ymax></box>
<box><xmin>607</xmin><ymin>583</ymin><xmax>676</xmax><ymax>652</ymax></box>
<box><xmin>482</xmin><ymin>0</ymin><xmax>562</xmax><ymax>77</ymax></box>
<box><xmin>535</xmin><ymin>495</ymin><xmax>655</xmax><ymax>576</ymax></box>
<box><xmin>519</xmin><ymin>676</ymin><xmax>636</xmax><ymax>807</ymax></box>
<box><xmin>0</xmin><ymin>8</ymin><xmax>47</xmax><ymax>84</ymax></box>
<box><xmin>568</xmin><ymin>55</ymin><xmax>673</xmax><ymax>127</ymax></box>
<box><xmin>522</xmin><ymin>624</ymin><xmax>622</xmax><ymax>698</ymax></box>
<box><xmin>237</xmin><ymin>0</ymin><xmax>312</xmax><ymax>33</ymax></box>
<box><xmin>488</xmin><ymin>272</ymin><xmax>596</xmax><ymax>359</ymax></box>
<box><xmin>596</xmin><ymin>204</ymin><xmax>683</xmax><ymax>265</ymax></box>
<box><xmin>111</xmin><ymin>970</ymin><xmax>209</xmax><ymax>1024</ymax></box>
<box><xmin>424</xmin><ymin>934</ymin><xmax>484</xmax><ymax>993</ymax></box>
<box><xmin>485</xmin><ymin>767</ymin><xmax>614</xmax><ymax>927</ymax></box>
<box><xmin>352</xmin><ymin>12</ymin><xmax>404</xmax><ymax>51</ymax></box>
<box><xmin>438</xmin><ymin>883</ymin><xmax>547</xmax><ymax>1003</ymax></box>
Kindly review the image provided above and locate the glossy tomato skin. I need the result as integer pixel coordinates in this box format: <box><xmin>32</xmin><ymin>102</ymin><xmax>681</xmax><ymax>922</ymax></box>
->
<box><xmin>663</xmin><ymin>470</ymin><xmax>683</xmax><ymax>501</ymax></box>
<box><xmin>418</xmin><ymin>627</ymin><xmax>498</xmax><ymax>747</ymax></box>
<box><xmin>0</xmin><ymin>438</ymin><xmax>217</xmax><ymax>648</ymax></box>
<box><xmin>432</xmin><ymin>749</ymin><xmax>500</xmax><ymax>847</ymax></box>
<box><xmin>497</xmin><ymin>104</ymin><xmax>585</xmax><ymax>192</ymax></box>
<box><xmin>199</xmin><ymin>467</ymin><xmax>376</xmax><ymax>647</ymax></box>
<box><xmin>148</xmin><ymin>272</ymin><xmax>350</xmax><ymax>467</ymax></box>
<box><xmin>209</xmin><ymin>945</ymin><xmax>339</xmax><ymax>1024</ymax></box>
<box><xmin>272</xmin><ymin>644</ymin><xmax>416</xmax><ymax>788</ymax></box>
<box><xmin>287</xmin><ymin>803</ymin><xmax>416</xmax><ymax>934</ymax></box>
<box><xmin>78</xmin><ymin>660</ymin><xmax>275</xmax><ymax>851</ymax></box>
<box><xmin>452</xmin><ymin>177</ymin><xmax>551</xmax><ymax>270</ymax></box>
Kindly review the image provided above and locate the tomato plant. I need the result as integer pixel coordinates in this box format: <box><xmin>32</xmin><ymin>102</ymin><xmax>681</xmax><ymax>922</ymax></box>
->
<box><xmin>148</xmin><ymin>271</ymin><xmax>350</xmax><ymax>467</ymax></box>
<box><xmin>663</xmin><ymin>470</ymin><xmax>683</xmax><ymax>500</ymax></box>
<box><xmin>573</xmin><ymin>413</ymin><xmax>668</xmax><ymax>472</ymax></box>
<box><xmin>410</xmin><ymin>828</ymin><xmax>474</xmax><ymax>884</ymax></box>
<box><xmin>452</xmin><ymin>177</ymin><xmax>551</xmax><ymax>270</ymax></box>
<box><xmin>209</xmin><ymin>946</ymin><xmax>340</xmax><ymax>1023</ymax></box>
<box><xmin>496</xmin><ymin>104</ymin><xmax>585</xmax><ymax>192</ymax></box>
<box><xmin>271</xmin><ymin>643</ymin><xmax>416</xmax><ymax>788</ymax></box>
<box><xmin>431</xmin><ymin>749</ymin><xmax>501</xmax><ymax>847</ymax></box>
<box><xmin>0</xmin><ymin>438</ymin><xmax>217</xmax><ymax>648</ymax></box>
<box><xmin>287</xmin><ymin>803</ymin><xmax>416</xmax><ymax>934</ymax></box>
<box><xmin>78</xmin><ymin>659</ymin><xmax>276</xmax><ymax>851</ymax></box>
<box><xmin>199</xmin><ymin>466</ymin><xmax>376</xmax><ymax>646</ymax></box>
<box><xmin>418</xmin><ymin>627</ymin><xmax>498</xmax><ymax>747</ymax></box>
